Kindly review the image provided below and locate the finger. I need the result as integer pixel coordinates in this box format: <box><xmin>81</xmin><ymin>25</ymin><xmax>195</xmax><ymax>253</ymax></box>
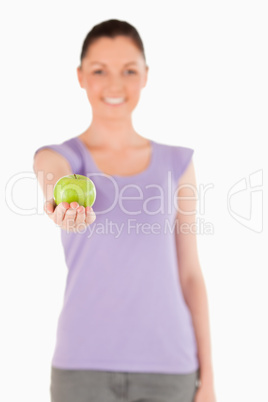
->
<box><xmin>72</xmin><ymin>206</ymin><xmax>87</xmax><ymax>233</ymax></box>
<box><xmin>63</xmin><ymin>207</ymin><xmax>77</xmax><ymax>232</ymax></box>
<box><xmin>85</xmin><ymin>206</ymin><xmax>96</xmax><ymax>225</ymax></box>
<box><xmin>53</xmin><ymin>202</ymin><xmax>69</xmax><ymax>226</ymax></box>
<box><xmin>70</xmin><ymin>202</ymin><xmax>79</xmax><ymax>210</ymax></box>
<box><xmin>44</xmin><ymin>199</ymin><xmax>56</xmax><ymax>218</ymax></box>
<box><xmin>75</xmin><ymin>205</ymin><xmax>86</xmax><ymax>225</ymax></box>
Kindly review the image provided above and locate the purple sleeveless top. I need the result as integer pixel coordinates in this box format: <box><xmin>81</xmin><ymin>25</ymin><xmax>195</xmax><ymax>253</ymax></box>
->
<box><xmin>35</xmin><ymin>136</ymin><xmax>199</xmax><ymax>374</ymax></box>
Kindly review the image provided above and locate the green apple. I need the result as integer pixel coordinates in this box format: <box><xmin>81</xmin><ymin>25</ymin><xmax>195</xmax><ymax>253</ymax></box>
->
<box><xmin>53</xmin><ymin>174</ymin><xmax>96</xmax><ymax>207</ymax></box>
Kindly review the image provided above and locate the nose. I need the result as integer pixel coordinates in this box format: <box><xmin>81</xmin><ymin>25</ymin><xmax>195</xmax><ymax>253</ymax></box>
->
<box><xmin>106</xmin><ymin>73</ymin><xmax>124</xmax><ymax>92</ymax></box>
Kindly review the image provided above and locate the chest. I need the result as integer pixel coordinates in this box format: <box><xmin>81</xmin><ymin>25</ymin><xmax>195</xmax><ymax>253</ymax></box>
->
<box><xmin>88</xmin><ymin>145</ymin><xmax>152</xmax><ymax>176</ymax></box>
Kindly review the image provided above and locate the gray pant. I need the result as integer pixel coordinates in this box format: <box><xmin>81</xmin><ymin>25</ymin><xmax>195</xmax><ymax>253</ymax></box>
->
<box><xmin>50</xmin><ymin>366</ymin><xmax>200</xmax><ymax>402</ymax></box>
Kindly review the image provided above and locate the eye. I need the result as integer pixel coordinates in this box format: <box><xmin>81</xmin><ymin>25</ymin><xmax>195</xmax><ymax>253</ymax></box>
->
<box><xmin>125</xmin><ymin>69</ymin><xmax>136</xmax><ymax>75</ymax></box>
<box><xmin>93</xmin><ymin>70</ymin><xmax>104</xmax><ymax>75</ymax></box>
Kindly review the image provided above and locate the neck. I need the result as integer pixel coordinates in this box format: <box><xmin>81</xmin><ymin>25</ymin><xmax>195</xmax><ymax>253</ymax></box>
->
<box><xmin>81</xmin><ymin>116</ymin><xmax>145</xmax><ymax>150</ymax></box>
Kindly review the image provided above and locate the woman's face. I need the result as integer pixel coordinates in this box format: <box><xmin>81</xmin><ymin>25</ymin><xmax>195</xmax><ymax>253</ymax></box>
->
<box><xmin>77</xmin><ymin>36</ymin><xmax>149</xmax><ymax>119</ymax></box>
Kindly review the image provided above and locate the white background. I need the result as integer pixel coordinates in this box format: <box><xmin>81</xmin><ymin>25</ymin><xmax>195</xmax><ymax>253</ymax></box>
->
<box><xmin>1</xmin><ymin>1</ymin><xmax>267</xmax><ymax>401</ymax></box>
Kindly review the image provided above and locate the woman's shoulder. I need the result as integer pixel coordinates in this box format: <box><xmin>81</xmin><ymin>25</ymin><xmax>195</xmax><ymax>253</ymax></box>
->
<box><xmin>35</xmin><ymin>135</ymin><xmax>82</xmax><ymax>154</ymax></box>
<box><xmin>153</xmin><ymin>140</ymin><xmax>194</xmax><ymax>179</ymax></box>
<box><xmin>153</xmin><ymin>139</ymin><xmax>194</xmax><ymax>159</ymax></box>
<box><xmin>34</xmin><ymin>135</ymin><xmax>84</xmax><ymax>174</ymax></box>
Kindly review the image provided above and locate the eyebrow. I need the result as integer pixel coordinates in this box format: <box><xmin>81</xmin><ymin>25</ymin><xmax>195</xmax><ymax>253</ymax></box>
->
<box><xmin>89</xmin><ymin>61</ymin><xmax>138</xmax><ymax>66</ymax></box>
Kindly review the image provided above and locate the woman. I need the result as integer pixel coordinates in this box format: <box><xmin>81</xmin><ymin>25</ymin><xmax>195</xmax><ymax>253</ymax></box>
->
<box><xmin>34</xmin><ymin>19</ymin><xmax>216</xmax><ymax>402</ymax></box>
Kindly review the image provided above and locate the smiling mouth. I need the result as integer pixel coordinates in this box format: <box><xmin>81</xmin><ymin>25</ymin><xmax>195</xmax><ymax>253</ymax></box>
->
<box><xmin>103</xmin><ymin>97</ymin><xmax>126</xmax><ymax>106</ymax></box>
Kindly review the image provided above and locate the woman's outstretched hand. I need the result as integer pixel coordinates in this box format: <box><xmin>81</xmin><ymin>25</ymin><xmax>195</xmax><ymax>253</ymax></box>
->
<box><xmin>44</xmin><ymin>199</ymin><xmax>96</xmax><ymax>233</ymax></box>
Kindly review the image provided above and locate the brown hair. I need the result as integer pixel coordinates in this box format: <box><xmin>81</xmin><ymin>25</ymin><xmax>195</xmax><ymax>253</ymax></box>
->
<box><xmin>80</xmin><ymin>19</ymin><xmax>146</xmax><ymax>64</ymax></box>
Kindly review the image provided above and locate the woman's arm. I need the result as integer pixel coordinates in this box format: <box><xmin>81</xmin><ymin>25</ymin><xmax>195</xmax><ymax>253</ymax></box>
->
<box><xmin>175</xmin><ymin>160</ymin><xmax>215</xmax><ymax>389</ymax></box>
<box><xmin>33</xmin><ymin>148</ymin><xmax>73</xmax><ymax>201</ymax></box>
